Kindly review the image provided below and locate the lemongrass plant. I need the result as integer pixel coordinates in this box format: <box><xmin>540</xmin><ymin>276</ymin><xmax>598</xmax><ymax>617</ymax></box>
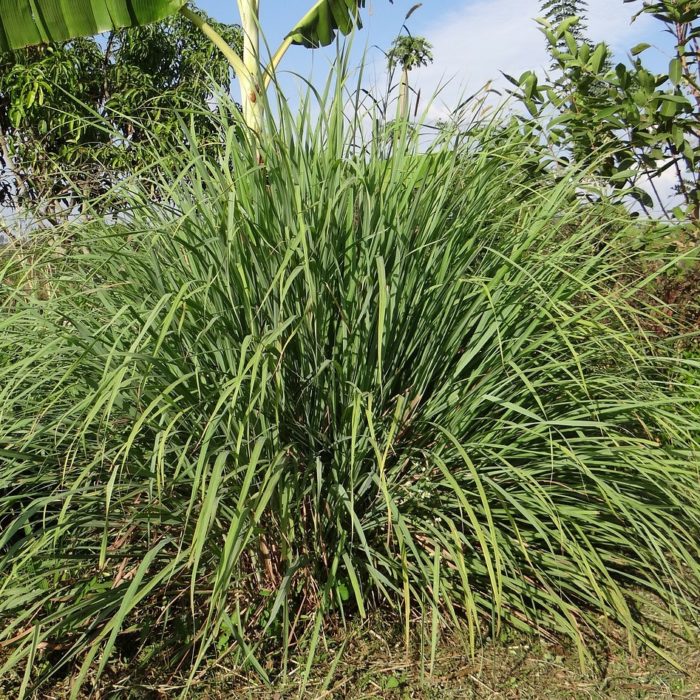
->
<box><xmin>1</xmin><ymin>66</ymin><xmax>699</xmax><ymax>697</ymax></box>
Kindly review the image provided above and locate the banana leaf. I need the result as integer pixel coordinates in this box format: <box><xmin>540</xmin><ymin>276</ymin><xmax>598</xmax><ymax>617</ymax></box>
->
<box><xmin>287</xmin><ymin>0</ymin><xmax>366</xmax><ymax>48</ymax></box>
<box><xmin>0</xmin><ymin>0</ymin><xmax>187</xmax><ymax>52</ymax></box>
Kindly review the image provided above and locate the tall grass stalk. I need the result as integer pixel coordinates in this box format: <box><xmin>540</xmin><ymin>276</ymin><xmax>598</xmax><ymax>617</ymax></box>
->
<box><xmin>1</xmin><ymin>65</ymin><xmax>699</xmax><ymax>696</ymax></box>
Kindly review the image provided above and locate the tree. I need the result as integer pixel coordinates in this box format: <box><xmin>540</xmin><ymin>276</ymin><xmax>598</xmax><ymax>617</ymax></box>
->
<box><xmin>387</xmin><ymin>34</ymin><xmax>433</xmax><ymax>120</ymax></box>
<box><xmin>0</xmin><ymin>1</ymin><xmax>377</xmax><ymax>131</ymax></box>
<box><xmin>541</xmin><ymin>0</ymin><xmax>590</xmax><ymax>51</ymax></box>
<box><xmin>0</xmin><ymin>13</ymin><xmax>241</xmax><ymax>216</ymax></box>
<box><xmin>511</xmin><ymin>1</ymin><xmax>699</xmax><ymax>223</ymax></box>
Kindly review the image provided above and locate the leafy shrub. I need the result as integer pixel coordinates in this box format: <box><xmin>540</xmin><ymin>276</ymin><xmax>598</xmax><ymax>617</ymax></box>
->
<box><xmin>511</xmin><ymin>1</ymin><xmax>700</xmax><ymax>222</ymax></box>
<box><xmin>1</xmin><ymin>86</ymin><xmax>699</xmax><ymax>694</ymax></box>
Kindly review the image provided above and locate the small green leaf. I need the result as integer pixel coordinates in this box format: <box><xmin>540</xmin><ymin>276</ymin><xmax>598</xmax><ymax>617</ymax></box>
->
<box><xmin>556</xmin><ymin>16</ymin><xmax>580</xmax><ymax>38</ymax></box>
<box><xmin>669</xmin><ymin>57</ymin><xmax>682</xmax><ymax>85</ymax></box>
<box><xmin>672</xmin><ymin>125</ymin><xmax>685</xmax><ymax>149</ymax></box>
<box><xmin>683</xmin><ymin>140</ymin><xmax>696</xmax><ymax>163</ymax></box>
<box><xmin>609</xmin><ymin>168</ymin><xmax>637</xmax><ymax>182</ymax></box>
<box><xmin>672</xmin><ymin>205</ymin><xmax>686</xmax><ymax>219</ymax></box>
<box><xmin>596</xmin><ymin>105</ymin><xmax>621</xmax><ymax>120</ymax></box>
<box><xmin>661</xmin><ymin>94</ymin><xmax>690</xmax><ymax>104</ymax></box>
<box><xmin>630</xmin><ymin>42</ymin><xmax>651</xmax><ymax>56</ymax></box>
<box><xmin>384</xmin><ymin>675</ymin><xmax>401</xmax><ymax>689</ymax></box>
<box><xmin>589</xmin><ymin>44</ymin><xmax>607</xmax><ymax>73</ymax></box>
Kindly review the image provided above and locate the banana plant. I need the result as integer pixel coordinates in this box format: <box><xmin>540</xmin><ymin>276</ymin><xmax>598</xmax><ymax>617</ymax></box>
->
<box><xmin>0</xmin><ymin>0</ymin><xmax>370</xmax><ymax>131</ymax></box>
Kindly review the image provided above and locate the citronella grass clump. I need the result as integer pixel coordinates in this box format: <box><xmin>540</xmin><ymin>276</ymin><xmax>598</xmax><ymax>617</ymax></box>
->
<box><xmin>1</xmin><ymin>83</ymin><xmax>699</xmax><ymax>696</ymax></box>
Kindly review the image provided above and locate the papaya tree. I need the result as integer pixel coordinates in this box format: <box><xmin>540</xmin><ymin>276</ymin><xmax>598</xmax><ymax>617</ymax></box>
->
<box><xmin>0</xmin><ymin>0</ymin><xmax>373</xmax><ymax>131</ymax></box>
<box><xmin>387</xmin><ymin>34</ymin><xmax>433</xmax><ymax>120</ymax></box>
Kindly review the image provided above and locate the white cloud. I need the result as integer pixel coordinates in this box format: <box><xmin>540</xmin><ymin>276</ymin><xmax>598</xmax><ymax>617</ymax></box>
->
<box><xmin>358</xmin><ymin>0</ymin><xmax>679</xmax><ymax>216</ymax></box>
<box><xmin>404</xmin><ymin>0</ymin><xmax>657</xmax><ymax>119</ymax></box>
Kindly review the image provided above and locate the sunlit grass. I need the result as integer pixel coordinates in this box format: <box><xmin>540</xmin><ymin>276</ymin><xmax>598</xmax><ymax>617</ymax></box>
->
<box><xmin>1</xmin><ymin>72</ymin><xmax>699</xmax><ymax>697</ymax></box>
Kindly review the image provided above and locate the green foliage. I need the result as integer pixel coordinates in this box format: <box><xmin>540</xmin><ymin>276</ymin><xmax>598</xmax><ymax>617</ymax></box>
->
<box><xmin>386</xmin><ymin>35</ymin><xmax>434</xmax><ymax>72</ymax></box>
<box><xmin>513</xmin><ymin>1</ymin><xmax>699</xmax><ymax>224</ymax></box>
<box><xmin>0</xmin><ymin>1</ymin><xmax>385</xmax><ymax>136</ymax></box>
<box><xmin>0</xmin><ymin>0</ymin><xmax>370</xmax><ymax>53</ymax></box>
<box><xmin>0</xmin><ymin>13</ymin><xmax>242</xmax><ymax>214</ymax></box>
<box><xmin>0</xmin><ymin>0</ymin><xmax>188</xmax><ymax>52</ymax></box>
<box><xmin>1</xmin><ymin>74</ymin><xmax>699</xmax><ymax>696</ymax></box>
<box><xmin>288</xmin><ymin>0</ymin><xmax>366</xmax><ymax>48</ymax></box>
<box><xmin>541</xmin><ymin>0</ymin><xmax>591</xmax><ymax>55</ymax></box>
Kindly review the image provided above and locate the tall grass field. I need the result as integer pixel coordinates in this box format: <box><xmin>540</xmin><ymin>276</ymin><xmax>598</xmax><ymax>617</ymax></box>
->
<box><xmin>1</xmin><ymin>79</ymin><xmax>699</xmax><ymax>696</ymax></box>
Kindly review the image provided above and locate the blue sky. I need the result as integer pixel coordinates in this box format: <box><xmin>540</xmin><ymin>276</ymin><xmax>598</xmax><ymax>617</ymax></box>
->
<box><xmin>196</xmin><ymin>0</ymin><xmax>675</xmax><ymax>114</ymax></box>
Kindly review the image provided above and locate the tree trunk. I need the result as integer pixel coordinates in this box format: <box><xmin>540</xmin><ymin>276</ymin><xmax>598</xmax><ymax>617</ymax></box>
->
<box><xmin>239</xmin><ymin>0</ymin><xmax>263</xmax><ymax>134</ymax></box>
<box><xmin>398</xmin><ymin>66</ymin><xmax>410</xmax><ymax>121</ymax></box>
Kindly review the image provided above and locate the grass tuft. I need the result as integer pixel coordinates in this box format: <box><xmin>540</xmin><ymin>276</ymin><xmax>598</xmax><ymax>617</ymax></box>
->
<box><xmin>1</xmin><ymin>73</ymin><xmax>699</xmax><ymax>695</ymax></box>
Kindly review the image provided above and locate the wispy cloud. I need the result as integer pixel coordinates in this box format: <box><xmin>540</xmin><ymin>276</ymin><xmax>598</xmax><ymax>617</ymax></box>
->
<box><xmin>406</xmin><ymin>0</ymin><xmax>657</xmax><ymax>119</ymax></box>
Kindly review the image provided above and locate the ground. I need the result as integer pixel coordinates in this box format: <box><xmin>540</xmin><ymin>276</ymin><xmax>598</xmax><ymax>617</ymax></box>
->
<box><xmin>4</xmin><ymin>609</ymin><xmax>698</xmax><ymax>699</ymax></box>
<box><xmin>188</xmin><ymin>620</ymin><xmax>700</xmax><ymax>700</ymax></box>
